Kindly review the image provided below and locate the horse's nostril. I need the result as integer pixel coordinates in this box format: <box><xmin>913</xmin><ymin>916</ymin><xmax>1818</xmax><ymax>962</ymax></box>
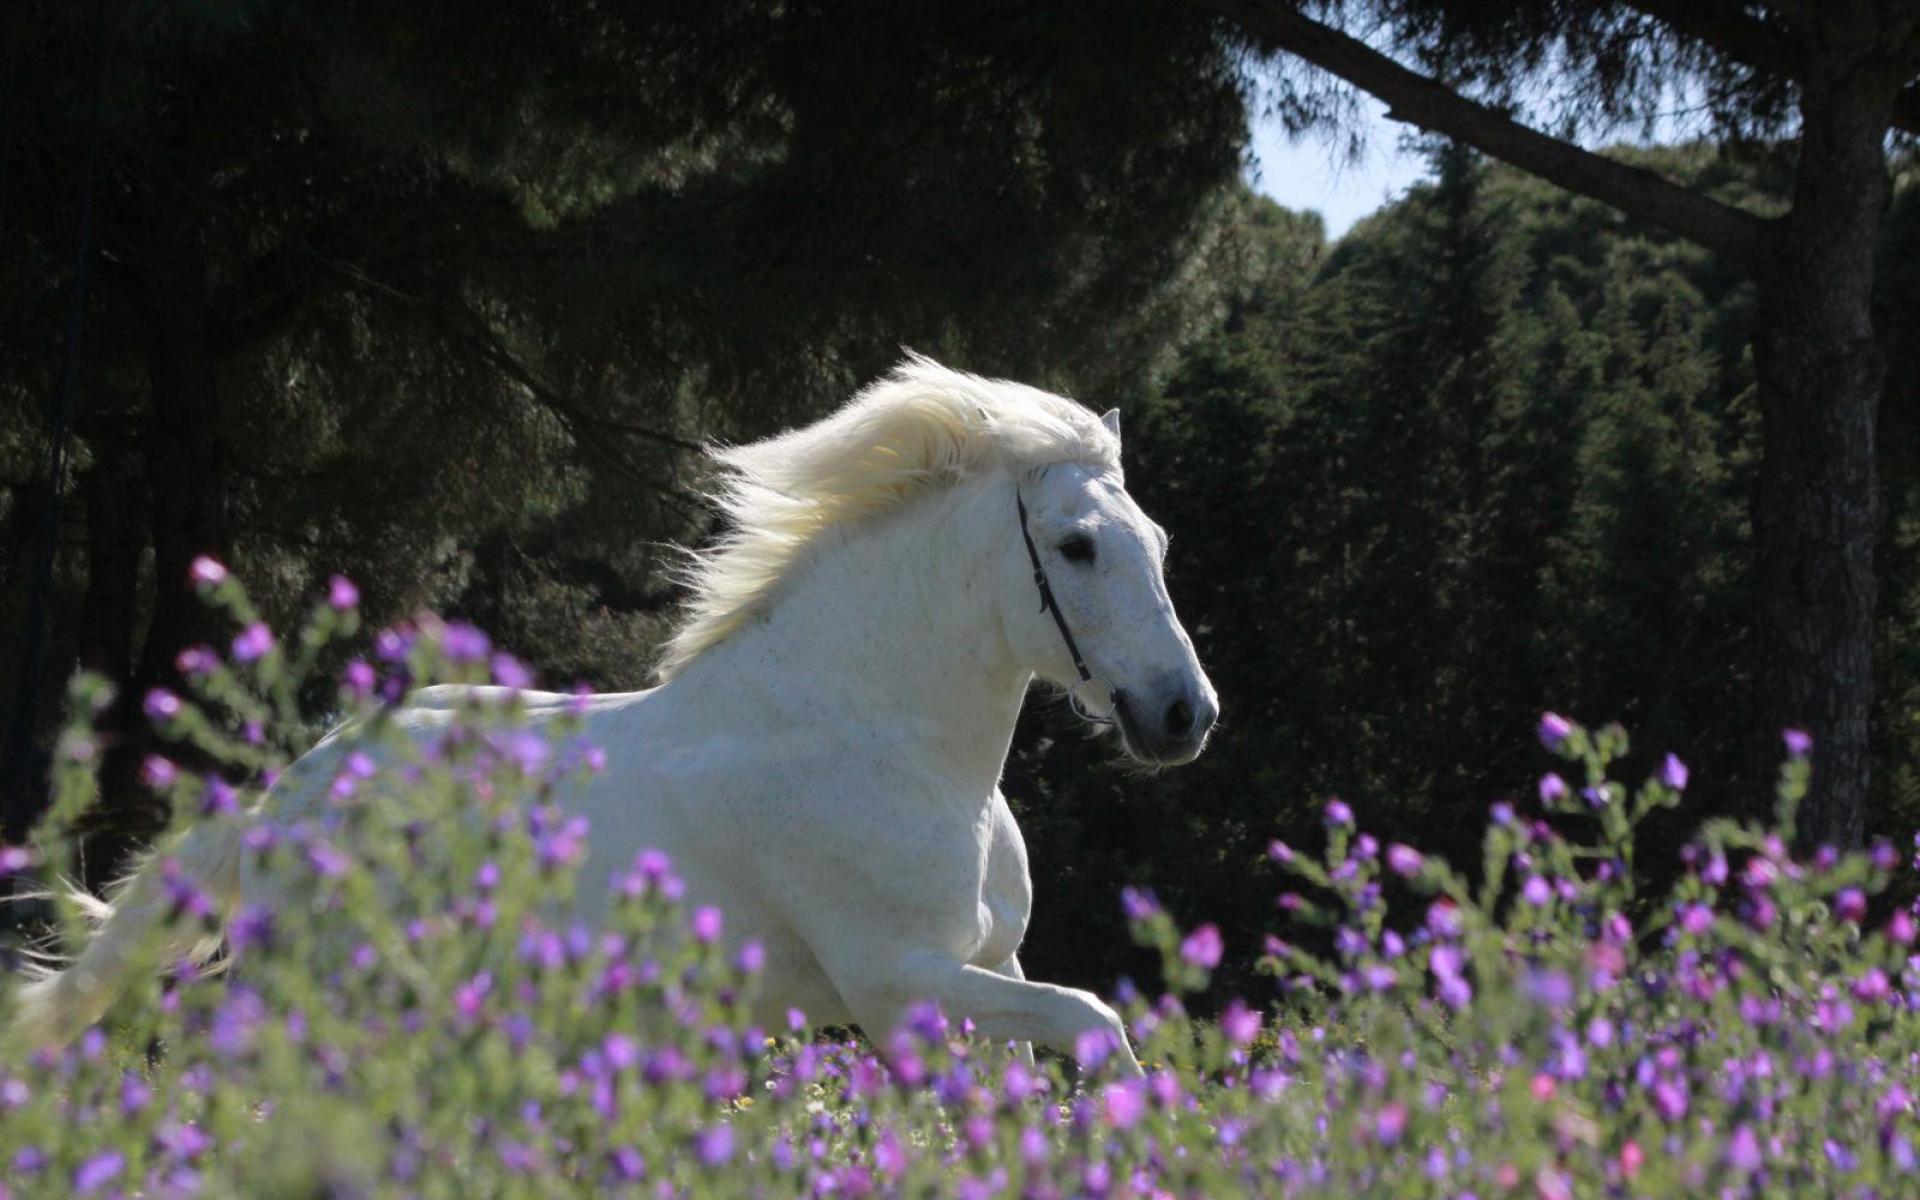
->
<box><xmin>1165</xmin><ymin>698</ymin><xmax>1193</xmax><ymax>738</ymax></box>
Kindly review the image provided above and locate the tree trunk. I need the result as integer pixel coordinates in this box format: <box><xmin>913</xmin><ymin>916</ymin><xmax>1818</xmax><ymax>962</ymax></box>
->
<box><xmin>82</xmin><ymin>218</ymin><xmax>230</xmax><ymax>889</ymax></box>
<box><xmin>1750</xmin><ymin>60</ymin><xmax>1893</xmax><ymax>850</ymax></box>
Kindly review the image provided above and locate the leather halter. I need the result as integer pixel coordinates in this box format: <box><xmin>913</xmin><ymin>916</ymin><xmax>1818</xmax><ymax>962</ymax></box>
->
<box><xmin>1014</xmin><ymin>488</ymin><xmax>1124</xmax><ymax>726</ymax></box>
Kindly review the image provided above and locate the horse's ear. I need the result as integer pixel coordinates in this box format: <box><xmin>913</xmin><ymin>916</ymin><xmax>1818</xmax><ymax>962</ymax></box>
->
<box><xmin>1099</xmin><ymin>408</ymin><xmax>1121</xmax><ymax>441</ymax></box>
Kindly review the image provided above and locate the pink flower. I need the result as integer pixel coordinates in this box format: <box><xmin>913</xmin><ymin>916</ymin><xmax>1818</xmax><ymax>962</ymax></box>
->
<box><xmin>1620</xmin><ymin>1140</ymin><xmax>1644</xmax><ymax>1178</ymax></box>
<box><xmin>1783</xmin><ymin>728</ymin><xmax>1813</xmax><ymax>758</ymax></box>
<box><xmin>1889</xmin><ymin>910</ymin><xmax>1915</xmax><ymax>945</ymax></box>
<box><xmin>691</xmin><ymin>906</ymin><xmax>724</xmax><ymax>944</ymax></box>
<box><xmin>187</xmin><ymin>556</ymin><xmax>227</xmax><ymax>588</ymax></box>
<box><xmin>327</xmin><ymin>574</ymin><xmax>359</xmax><ymax>610</ymax></box>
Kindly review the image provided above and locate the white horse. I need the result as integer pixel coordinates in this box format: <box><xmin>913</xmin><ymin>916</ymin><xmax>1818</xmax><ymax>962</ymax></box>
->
<box><xmin>13</xmin><ymin>355</ymin><xmax>1218</xmax><ymax>1071</ymax></box>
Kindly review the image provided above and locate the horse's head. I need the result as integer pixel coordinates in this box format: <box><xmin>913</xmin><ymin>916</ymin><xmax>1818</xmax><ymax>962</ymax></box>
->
<box><xmin>1005</xmin><ymin>419</ymin><xmax>1217</xmax><ymax>766</ymax></box>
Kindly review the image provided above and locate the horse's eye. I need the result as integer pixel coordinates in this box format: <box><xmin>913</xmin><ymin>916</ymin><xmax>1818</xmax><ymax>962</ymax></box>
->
<box><xmin>1058</xmin><ymin>534</ymin><xmax>1095</xmax><ymax>564</ymax></box>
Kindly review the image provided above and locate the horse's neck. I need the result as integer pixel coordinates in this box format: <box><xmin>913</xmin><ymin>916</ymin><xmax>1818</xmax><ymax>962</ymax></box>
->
<box><xmin>678</xmin><ymin>479</ymin><xmax>1029</xmax><ymax>794</ymax></box>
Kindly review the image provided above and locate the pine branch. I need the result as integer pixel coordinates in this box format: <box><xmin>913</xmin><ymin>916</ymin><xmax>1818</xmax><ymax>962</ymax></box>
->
<box><xmin>1618</xmin><ymin>0</ymin><xmax>1918</xmax><ymax>135</ymax></box>
<box><xmin>1195</xmin><ymin>0</ymin><xmax>1769</xmax><ymax>263</ymax></box>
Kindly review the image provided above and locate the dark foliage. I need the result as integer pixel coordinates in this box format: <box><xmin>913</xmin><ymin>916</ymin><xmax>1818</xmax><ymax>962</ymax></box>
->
<box><xmin>1013</xmin><ymin>146</ymin><xmax>1920</xmax><ymax>1003</ymax></box>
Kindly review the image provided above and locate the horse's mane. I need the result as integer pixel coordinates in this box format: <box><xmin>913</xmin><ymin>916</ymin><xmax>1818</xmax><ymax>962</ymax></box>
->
<box><xmin>656</xmin><ymin>353</ymin><xmax>1120</xmax><ymax>680</ymax></box>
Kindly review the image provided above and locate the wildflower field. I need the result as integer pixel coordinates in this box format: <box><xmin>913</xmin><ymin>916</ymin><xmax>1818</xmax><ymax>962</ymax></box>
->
<box><xmin>3</xmin><ymin>575</ymin><xmax>1918</xmax><ymax>1198</ymax></box>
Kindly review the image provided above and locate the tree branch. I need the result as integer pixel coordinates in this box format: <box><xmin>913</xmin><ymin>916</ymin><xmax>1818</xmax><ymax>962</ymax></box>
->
<box><xmin>1618</xmin><ymin>0</ymin><xmax>1918</xmax><ymax>135</ymax></box>
<box><xmin>1198</xmin><ymin>0</ymin><xmax>1768</xmax><ymax>263</ymax></box>
<box><xmin>442</xmin><ymin>307</ymin><xmax>708</xmax><ymax>458</ymax></box>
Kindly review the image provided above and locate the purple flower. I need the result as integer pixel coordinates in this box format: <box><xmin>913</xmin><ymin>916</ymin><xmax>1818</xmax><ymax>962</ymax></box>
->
<box><xmin>442</xmin><ymin>622</ymin><xmax>491</xmax><ymax>663</ymax></box>
<box><xmin>140</xmin><ymin>755</ymin><xmax>179</xmax><ymax>790</ymax></box>
<box><xmin>1661</xmin><ymin>753</ymin><xmax>1689</xmax><ymax>790</ymax></box>
<box><xmin>1854</xmin><ymin>967</ymin><xmax>1893</xmax><ymax>1003</ymax></box>
<box><xmin>1726</xmin><ymin>1124</ymin><xmax>1763</xmax><ymax>1173</ymax></box>
<box><xmin>1537</xmin><ymin>712</ymin><xmax>1573</xmax><ymax>749</ymax></box>
<box><xmin>1120</xmin><ymin>885</ymin><xmax>1161</xmax><ymax>921</ymax></box>
<box><xmin>327</xmin><ymin>574</ymin><xmax>359</xmax><ymax>610</ymax></box>
<box><xmin>737</xmin><ymin>940</ymin><xmax>765</xmax><ymax>974</ymax></box>
<box><xmin>1652</xmin><ymin>1079</ymin><xmax>1688</xmax><ymax>1122</ymax></box>
<box><xmin>1180</xmin><ymin>923</ymin><xmax>1224</xmax><ymax>969</ymax></box>
<box><xmin>175</xmin><ymin>645</ymin><xmax>219</xmax><ymax>676</ymax></box>
<box><xmin>1374</xmin><ymin>1101</ymin><xmax>1409</xmax><ymax>1146</ymax></box>
<box><xmin>1101</xmin><ymin>1080</ymin><xmax>1146</xmax><ymax>1129</ymax></box>
<box><xmin>1538</xmin><ymin>773</ymin><xmax>1569</xmax><ymax>803</ymax></box>
<box><xmin>1889</xmin><ymin>910</ymin><xmax>1915</xmax><ymax>945</ymax></box>
<box><xmin>1783</xmin><ymin>727</ymin><xmax>1813</xmax><ymax>758</ymax></box>
<box><xmin>504</xmin><ymin>731</ymin><xmax>551</xmax><ymax>775</ymax></box>
<box><xmin>1523</xmin><ymin>968</ymin><xmax>1574</xmax><ymax>1009</ymax></box>
<box><xmin>1220</xmin><ymin>998</ymin><xmax>1261</xmax><ymax>1045</ymax></box>
<box><xmin>0</xmin><ymin>845</ymin><xmax>38</xmax><ymax>876</ymax></box>
<box><xmin>1521</xmin><ymin>876</ymin><xmax>1552</xmax><ymax>906</ymax></box>
<box><xmin>119</xmin><ymin>1072</ymin><xmax>150</xmax><ymax>1115</ymax></box>
<box><xmin>73</xmin><ymin>1150</ymin><xmax>124</xmax><ymax>1195</ymax></box>
<box><xmin>304</xmin><ymin>840</ymin><xmax>352</xmax><ymax>879</ymax></box>
<box><xmin>454</xmin><ymin>971</ymin><xmax>493</xmax><ymax>1021</ymax></box>
<box><xmin>1324</xmin><ymin>799</ymin><xmax>1354</xmax><ymax>826</ymax></box>
<box><xmin>339</xmin><ymin>659</ymin><xmax>376</xmax><ymax>699</ymax></box>
<box><xmin>143</xmin><ymin>688</ymin><xmax>183</xmax><ymax>723</ymax></box>
<box><xmin>492</xmin><ymin>653</ymin><xmax>533</xmax><ymax>689</ymax></box>
<box><xmin>694</xmin><ymin>1125</ymin><xmax>734</xmax><ymax>1167</ymax></box>
<box><xmin>1075</xmin><ymin>1027</ymin><xmax>1116</xmax><ymax>1070</ymax></box>
<box><xmin>200</xmin><ymin>776</ymin><xmax>238</xmax><ymax>817</ymax></box>
<box><xmin>691</xmin><ymin>906</ymin><xmax>724</xmax><ymax>944</ymax></box>
<box><xmin>156</xmin><ymin>1121</ymin><xmax>214</xmax><ymax>1161</ymax></box>
<box><xmin>375</xmin><ymin>627</ymin><xmax>414</xmax><ymax>662</ymax></box>
<box><xmin>1386</xmin><ymin>843</ymin><xmax>1423</xmax><ymax>877</ymax></box>
<box><xmin>1679</xmin><ymin>903</ymin><xmax>1714</xmax><ymax>936</ymax></box>
<box><xmin>231</xmin><ymin>622</ymin><xmax>274</xmax><ymax>663</ymax></box>
<box><xmin>1835</xmin><ymin>887</ymin><xmax>1868</xmax><ymax>924</ymax></box>
<box><xmin>188</xmin><ymin>556</ymin><xmax>228</xmax><ymax>588</ymax></box>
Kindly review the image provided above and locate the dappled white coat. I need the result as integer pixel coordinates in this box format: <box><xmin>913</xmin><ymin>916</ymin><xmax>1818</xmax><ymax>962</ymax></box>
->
<box><xmin>13</xmin><ymin>357</ymin><xmax>1218</xmax><ymax>1071</ymax></box>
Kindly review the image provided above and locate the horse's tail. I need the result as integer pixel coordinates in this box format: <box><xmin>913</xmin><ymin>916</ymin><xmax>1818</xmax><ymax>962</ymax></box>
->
<box><xmin>8</xmin><ymin>818</ymin><xmax>245</xmax><ymax>1049</ymax></box>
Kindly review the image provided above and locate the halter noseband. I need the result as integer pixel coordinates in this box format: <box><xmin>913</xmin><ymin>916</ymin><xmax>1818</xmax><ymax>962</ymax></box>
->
<box><xmin>1014</xmin><ymin>488</ymin><xmax>1123</xmax><ymax>726</ymax></box>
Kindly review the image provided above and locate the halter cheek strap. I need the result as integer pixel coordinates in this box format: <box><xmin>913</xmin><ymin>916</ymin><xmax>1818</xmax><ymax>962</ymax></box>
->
<box><xmin>1015</xmin><ymin>489</ymin><xmax>1119</xmax><ymax>724</ymax></box>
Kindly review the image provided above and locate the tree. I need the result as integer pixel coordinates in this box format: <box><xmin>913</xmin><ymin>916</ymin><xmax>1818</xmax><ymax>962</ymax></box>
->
<box><xmin>1191</xmin><ymin>0</ymin><xmax>1920</xmax><ymax>847</ymax></box>
<box><xmin>0</xmin><ymin>1</ymin><xmax>1247</xmax><ymax>881</ymax></box>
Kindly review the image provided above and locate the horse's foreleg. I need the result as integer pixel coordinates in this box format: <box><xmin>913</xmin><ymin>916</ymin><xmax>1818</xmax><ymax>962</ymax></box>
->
<box><xmin>984</xmin><ymin>953</ymin><xmax>1037</xmax><ymax>1069</ymax></box>
<box><xmin>836</xmin><ymin>951</ymin><xmax>1140</xmax><ymax>1076</ymax></box>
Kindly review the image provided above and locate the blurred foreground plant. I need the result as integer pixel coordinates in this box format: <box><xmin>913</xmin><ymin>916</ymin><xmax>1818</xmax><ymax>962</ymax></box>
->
<box><xmin>1</xmin><ymin>571</ymin><xmax>1917</xmax><ymax>1197</ymax></box>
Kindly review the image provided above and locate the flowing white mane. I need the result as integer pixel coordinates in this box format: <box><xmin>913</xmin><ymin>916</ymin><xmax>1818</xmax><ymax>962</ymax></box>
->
<box><xmin>656</xmin><ymin>354</ymin><xmax>1121</xmax><ymax>680</ymax></box>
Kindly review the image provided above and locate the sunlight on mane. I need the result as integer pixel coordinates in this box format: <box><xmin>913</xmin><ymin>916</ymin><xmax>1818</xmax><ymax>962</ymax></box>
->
<box><xmin>656</xmin><ymin>353</ymin><xmax>1121</xmax><ymax>680</ymax></box>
